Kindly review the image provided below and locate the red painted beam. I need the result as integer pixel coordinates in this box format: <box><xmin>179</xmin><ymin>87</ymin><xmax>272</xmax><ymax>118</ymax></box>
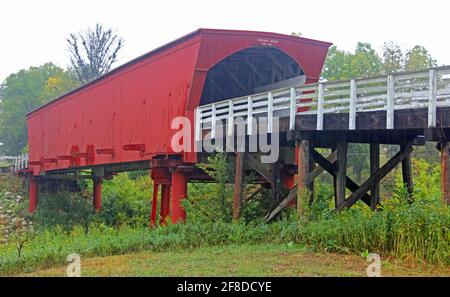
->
<box><xmin>58</xmin><ymin>155</ymin><xmax>72</xmax><ymax>161</ymax></box>
<box><xmin>43</xmin><ymin>158</ymin><xmax>58</xmax><ymax>164</ymax></box>
<box><xmin>96</xmin><ymin>148</ymin><xmax>115</xmax><ymax>156</ymax></box>
<box><xmin>123</xmin><ymin>144</ymin><xmax>145</xmax><ymax>152</ymax></box>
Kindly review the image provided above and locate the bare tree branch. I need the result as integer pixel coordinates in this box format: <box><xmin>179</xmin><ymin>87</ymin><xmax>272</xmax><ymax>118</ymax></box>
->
<box><xmin>66</xmin><ymin>23</ymin><xmax>124</xmax><ymax>84</ymax></box>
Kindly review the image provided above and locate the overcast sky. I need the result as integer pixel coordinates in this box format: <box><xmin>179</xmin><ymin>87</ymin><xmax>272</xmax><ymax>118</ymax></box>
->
<box><xmin>0</xmin><ymin>0</ymin><xmax>449</xmax><ymax>82</ymax></box>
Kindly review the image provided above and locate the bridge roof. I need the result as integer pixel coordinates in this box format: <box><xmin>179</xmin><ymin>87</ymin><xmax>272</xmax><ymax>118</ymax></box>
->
<box><xmin>27</xmin><ymin>28</ymin><xmax>332</xmax><ymax>116</ymax></box>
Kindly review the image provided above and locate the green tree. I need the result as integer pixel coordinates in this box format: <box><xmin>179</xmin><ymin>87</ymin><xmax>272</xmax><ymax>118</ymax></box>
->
<box><xmin>0</xmin><ymin>63</ymin><xmax>78</xmax><ymax>155</ymax></box>
<box><xmin>321</xmin><ymin>46</ymin><xmax>353</xmax><ymax>80</ymax></box>
<box><xmin>382</xmin><ymin>42</ymin><xmax>404</xmax><ymax>74</ymax></box>
<box><xmin>351</xmin><ymin>43</ymin><xmax>383</xmax><ymax>78</ymax></box>
<box><xmin>322</xmin><ymin>43</ymin><xmax>382</xmax><ymax>81</ymax></box>
<box><xmin>404</xmin><ymin>45</ymin><xmax>437</xmax><ymax>71</ymax></box>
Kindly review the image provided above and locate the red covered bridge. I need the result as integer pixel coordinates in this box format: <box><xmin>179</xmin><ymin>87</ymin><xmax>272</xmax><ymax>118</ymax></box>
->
<box><xmin>14</xmin><ymin>29</ymin><xmax>450</xmax><ymax>224</ymax></box>
<box><xmin>19</xmin><ymin>29</ymin><xmax>331</xmax><ymax>223</ymax></box>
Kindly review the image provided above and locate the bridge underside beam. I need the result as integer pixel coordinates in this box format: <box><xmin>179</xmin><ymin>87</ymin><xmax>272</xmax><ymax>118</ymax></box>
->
<box><xmin>289</xmin><ymin>107</ymin><xmax>450</xmax><ymax>135</ymax></box>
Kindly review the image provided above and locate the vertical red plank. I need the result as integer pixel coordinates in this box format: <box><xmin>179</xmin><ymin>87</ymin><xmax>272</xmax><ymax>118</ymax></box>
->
<box><xmin>171</xmin><ymin>171</ymin><xmax>188</xmax><ymax>224</ymax></box>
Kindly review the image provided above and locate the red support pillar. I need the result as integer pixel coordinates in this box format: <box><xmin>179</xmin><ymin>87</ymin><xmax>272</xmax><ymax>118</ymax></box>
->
<box><xmin>150</xmin><ymin>183</ymin><xmax>159</xmax><ymax>227</ymax></box>
<box><xmin>160</xmin><ymin>184</ymin><xmax>171</xmax><ymax>225</ymax></box>
<box><xmin>93</xmin><ymin>178</ymin><xmax>102</xmax><ymax>213</ymax></box>
<box><xmin>171</xmin><ymin>171</ymin><xmax>188</xmax><ymax>224</ymax></box>
<box><xmin>29</xmin><ymin>178</ymin><xmax>39</xmax><ymax>213</ymax></box>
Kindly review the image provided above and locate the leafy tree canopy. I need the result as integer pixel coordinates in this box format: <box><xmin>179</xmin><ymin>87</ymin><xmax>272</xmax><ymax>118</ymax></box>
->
<box><xmin>0</xmin><ymin>63</ymin><xmax>79</xmax><ymax>155</ymax></box>
<box><xmin>323</xmin><ymin>42</ymin><xmax>438</xmax><ymax>81</ymax></box>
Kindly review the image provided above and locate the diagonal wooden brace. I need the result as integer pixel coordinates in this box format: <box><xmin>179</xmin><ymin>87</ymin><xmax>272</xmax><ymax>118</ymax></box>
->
<box><xmin>337</xmin><ymin>143</ymin><xmax>414</xmax><ymax>211</ymax></box>
<box><xmin>244</xmin><ymin>153</ymin><xmax>273</xmax><ymax>186</ymax></box>
<box><xmin>310</xmin><ymin>149</ymin><xmax>372</xmax><ymax>207</ymax></box>
<box><xmin>264</xmin><ymin>150</ymin><xmax>338</xmax><ymax>223</ymax></box>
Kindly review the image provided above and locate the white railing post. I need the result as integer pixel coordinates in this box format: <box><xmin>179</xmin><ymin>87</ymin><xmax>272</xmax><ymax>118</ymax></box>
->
<box><xmin>247</xmin><ymin>96</ymin><xmax>253</xmax><ymax>135</ymax></box>
<box><xmin>26</xmin><ymin>153</ymin><xmax>29</xmax><ymax>168</ymax></box>
<box><xmin>428</xmin><ymin>69</ymin><xmax>437</xmax><ymax>128</ymax></box>
<box><xmin>211</xmin><ymin>103</ymin><xmax>216</xmax><ymax>139</ymax></box>
<box><xmin>316</xmin><ymin>84</ymin><xmax>324</xmax><ymax>131</ymax></box>
<box><xmin>289</xmin><ymin>88</ymin><xmax>296</xmax><ymax>130</ymax></box>
<box><xmin>386</xmin><ymin>75</ymin><xmax>395</xmax><ymax>129</ymax></box>
<box><xmin>268</xmin><ymin>92</ymin><xmax>273</xmax><ymax>133</ymax></box>
<box><xmin>227</xmin><ymin>100</ymin><xmax>234</xmax><ymax>137</ymax></box>
<box><xmin>195</xmin><ymin>108</ymin><xmax>201</xmax><ymax>142</ymax></box>
<box><xmin>349</xmin><ymin>79</ymin><xmax>357</xmax><ymax>130</ymax></box>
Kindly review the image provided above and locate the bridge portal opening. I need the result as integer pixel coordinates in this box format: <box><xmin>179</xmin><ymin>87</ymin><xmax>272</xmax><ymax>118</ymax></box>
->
<box><xmin>200</xmin><ymin>47</ymin><xmax>305</xmax><ymax>105</ymax></box>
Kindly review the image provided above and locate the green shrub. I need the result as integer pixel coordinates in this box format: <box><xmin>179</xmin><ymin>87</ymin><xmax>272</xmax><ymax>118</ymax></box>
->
<box><xmin>100</xmin><ymin>173</ymin><xmax>151</xmax><ymax>227</ymax></box>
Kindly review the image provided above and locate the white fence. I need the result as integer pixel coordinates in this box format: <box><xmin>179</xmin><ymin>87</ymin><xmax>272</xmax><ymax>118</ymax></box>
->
<box><xmin>12</xmin><ymin>153</ymin><xmax>29</xmax><ymax>172</ymax></box>
<box><xmin>195</xmin><ymin>66</ymin><xmax>450</xmax><ymax>140</ymax></box>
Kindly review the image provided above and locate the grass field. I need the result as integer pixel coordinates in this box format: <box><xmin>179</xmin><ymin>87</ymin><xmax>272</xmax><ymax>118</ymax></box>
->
<box><xmin>22</xmin><ymin>244</ymin><xmax>450</xmax><ymax>277</ymax></box>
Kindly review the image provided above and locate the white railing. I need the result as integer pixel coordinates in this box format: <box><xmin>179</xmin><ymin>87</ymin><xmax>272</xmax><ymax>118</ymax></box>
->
<box><xmin>12</xmin><ymin>153</ymin><xmax>29</xmax><ymax>172</ymax></box>
<box><xmin>195</xmin><ymin>66</ymin><xmax>450</xmax><ymax>139</ymax></box>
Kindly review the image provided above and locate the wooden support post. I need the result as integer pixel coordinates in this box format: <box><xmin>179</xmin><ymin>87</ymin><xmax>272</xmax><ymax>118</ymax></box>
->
<box><xmin>233</xmin><ymin>152</ymin><xmax>244</xmax><ymax>221</ymax></box>
<box><xmin>370</xmin><ymin>143</ymin><xmax>380</xmax><ymax>210</ymax></box>
<box><xmin>272</xmin><ymin>162</ymin><xmax>282</xmax><ymax>204</ymax></box>
<box><xmin>93</xmin><ymin>177</ymin><xmax>102</xmax><ymax>213</ymax></box>
<box><xmin>336</xmin><ymin>142</ymin><xmax>348</xmax><ymax>209</ymax></box>
<box><xmin>401</xmin><ymin>144</ymin><xmax>414</xmax><ymax>203</ymax></box>
<box><xmin>28</xmin><ymin>178</ymin><xmax>39</xmax><ymax>213</ymax></box>
<box><xmin>441</xmin><ymin>141</ymin><xmax>450</xmax><ymax>205</ymax></box>
<box><xmin>308</xmin><ymin>144</ymin><xmax>315</xmax><ymax>205</ymax></box>
<box><xmin>297</xmin><ymin>140</ymin><xmax>310</xmax><ymax>216</ymax></box>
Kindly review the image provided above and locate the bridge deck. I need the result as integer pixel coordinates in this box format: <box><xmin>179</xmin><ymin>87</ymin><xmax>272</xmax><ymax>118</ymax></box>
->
<box><xmin>196</xmin><ymin>66</ymin><xmax>450</xmax><ymax>145</ymax></box>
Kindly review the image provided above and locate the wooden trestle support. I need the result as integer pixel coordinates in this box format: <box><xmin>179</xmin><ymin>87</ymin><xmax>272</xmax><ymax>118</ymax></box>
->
<box><xmin>234</xmin><ymin>133</ymin><xmax>449</xmax><ymax>223</ymax></box>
